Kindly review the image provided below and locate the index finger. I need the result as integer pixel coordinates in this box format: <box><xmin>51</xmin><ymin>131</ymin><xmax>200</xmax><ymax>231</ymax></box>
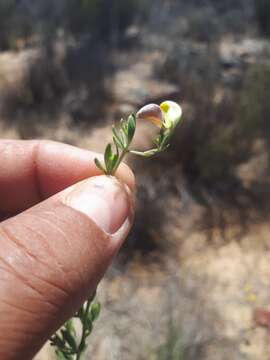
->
<box><xmin>0</xmin><ymin>140</ymin><xmax>135</xmax><ymax>217</ymax></box>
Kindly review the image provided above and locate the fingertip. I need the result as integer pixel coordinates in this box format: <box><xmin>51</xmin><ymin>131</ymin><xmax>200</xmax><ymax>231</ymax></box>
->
<box><xmin>63</xmin><ymin>175</ymin><xmax>133</xmax><ymax>235</ymax></box>
<box><xmin>36</xmin><ymin>140</ymin><xmax>136</xmax><ymax>195</ymax></box>
<box><xmin>87</xmin><ymin>152</ymin><xmax>135</xmax><ymax>191</ymax></box>
<box><xmin>0</xmin><ymin>139</ymin><xmax>136</xmax><ymax>217</ymax></box>
<box><xmin>115</xmin><ymin>162</ymin><xmax>136</xmax><ymax>191</ymax></box>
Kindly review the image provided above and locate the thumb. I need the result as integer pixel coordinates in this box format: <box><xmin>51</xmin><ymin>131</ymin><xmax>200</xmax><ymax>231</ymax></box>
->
<box><xmin>0</xmin><ymin>175</ymin><xmax>134</xmax><ymax>360</ymax></box>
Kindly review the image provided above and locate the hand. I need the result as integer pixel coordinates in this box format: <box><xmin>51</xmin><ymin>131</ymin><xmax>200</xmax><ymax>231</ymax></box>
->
<box><xmin>0</xmin><ymin>140</ymin><xmax>135</xmax><ymax>360</ymax></box>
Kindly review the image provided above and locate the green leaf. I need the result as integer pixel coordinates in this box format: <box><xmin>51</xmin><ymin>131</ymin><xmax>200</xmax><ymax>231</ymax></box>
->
<box><xmin>104</xmin><ymin>144</ymin><xmax>113</xmax><ymax>168</ymax></box>
<box><xmin>90</xmin><ymin>302</ymin><xmax>101</xmax><ymax>321</ymax></box>
<box><xmin>110</xmin><ymin>154</ymin><xmax>119</xmax><ymax>173</ymax></box>
<box><xmin>112</xmin><ymin>127</ymin><xmax>124</xmax><ymax>149</ymax></box>
<box><xmin>61</xmin><ymin>329</ymin><xmax>77</xmax><ymax>352</ymax></box>
<box><xmin>120</xmin><ymin>118</ymin><xmax>129</xmax><ymax>136</ymax></box>
<box><xmin>104</xmin><ymin>144</ymin><xmax>118</xmax><ymax>174</ymax></box>
<box><xmin>159</xmin><ymin>134</ymin><xmax>170</xmax><ymax>150</ymax></box>
<box><xmin>50</xmin><ymin>334</ymin><xmax>65</xmax><ymax>348</ymax></box>
<box><xmin>113</xmin><ymin>137</ymin><xmax>120</xmax><ymax>158</ymax></box>
<box><xmin>55</xmin><ymin>349</ymin><xmax>71</xmax><ymax>360</ymax></box>
<box><xmin>127</xmin><ymin>113</ymin><xmax>136</xmax><ymax>144</ymax></box>
<box><xmin>65</xmin><ymin>320</ymin><xmax>76</xmax><ymax>337</ymax></box>
<box><xmin>113</xmin><ymin>136</ymin><xmax>123</xmax><ymax>151</ymax></box>
<box><xmin>85</xmin><ymin>318</ymin><xmax>94</xmax><ymax>334</ymax></box>
<box><xmin>94</xmin><ymin>158</ymin><xmax>106</xmax><ymax>173</ymax></box>
<box><xmin>119</xmin><ymin>128</ymin><xmax>128</xmax><ymax>148</ymax></box>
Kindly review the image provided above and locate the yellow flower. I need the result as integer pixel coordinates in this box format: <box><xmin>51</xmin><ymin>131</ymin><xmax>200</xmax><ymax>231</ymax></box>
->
<box><xmin>160</xmin><ymin>100</ymin><xmax>182</xmax><ymax>129</ymax></box>
<box><xmin>136</xmin><ymin>100</ymin><xmax>182</xmax><ymax>129</ymax></box>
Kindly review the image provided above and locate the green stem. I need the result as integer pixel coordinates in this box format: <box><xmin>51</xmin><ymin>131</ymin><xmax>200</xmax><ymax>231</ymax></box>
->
<box><xmin>110</xmin><ymin>149</ymin><xmax>128</xmax><ymax>175</ymax></box>
<box><xmin>76</xmin><ymin>299</ymin><xmax>91</xmax><ymax>360</ymax></box>
<box><xmin>129</xmin><ymin>149</ymin><xmax>159</xmax><ymax>157</ymax></box>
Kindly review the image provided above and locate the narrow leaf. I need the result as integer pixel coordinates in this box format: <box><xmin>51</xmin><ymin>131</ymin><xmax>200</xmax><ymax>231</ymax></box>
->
<box><xmin>127</xmin><ymin>113</ymin><xmax>136</xmax><ymax>143</ymax></box>
<box><xmin>113</xmin><ymin>134</ymin><xmax>124</xmax><ymax>150</ymax></box>
<box><xmin>65</xmin><ymin>320</ymin><xmax>76</xmax><ymax>337</ymax></box>
<box><xmin>159</xmin><ymin>134</ymin><xmax>170</xmax><ymax>150</ymax></box>
<box><xmin>94</xmin><ymin>158</ymin><xmax>106</xmax><ymax>173</ymax></box>
<box><xmin>121</xmin><ymin>119</ymin><xmax>129</xmax><ymax>136</ymax></box>
<box><xmin>109</xmin><ymin>154</ymin><xmax>118</xmax><ymax>174</ymax></box>
<box><xmin>104</xmin><ymin>144</ymin><xmax>119</xmax><ymax>174</ymax></box>
<box><xmin>112</xmin><ymin>127</ymin><xmax>124</xmax><ymax>149</ymax></box>
<box><xmin>90</xmin><ymin>302</ymin><xmax>101</xmax><ymax>321</ymax></box>
<box><xmin>119</xmin><ymin>128</ymin><xmax>128</xmax><ymax>148</ymax></box>
<box><xmin>113</xmin><ymin>138</ymin><xmax>120</xmax><ymax>158</ymax></box>
<box><xmin>55</xmin><ymin>349</ymin><xmax>71</xmax><ymax>360</ymax></box>
<box><xmin>61</xmin><ymin>329</ymin><xmax>77</xmax><ymax>352</ymax></box>
<box><xmin>104</xmin><ymin>144</ymin><xmax>113</xmax><ymax>171</ymax></box>
<box><xmin>50</xmin><ymin>334</ymin><xmax>65</xmax><ymax>348</ymax></box>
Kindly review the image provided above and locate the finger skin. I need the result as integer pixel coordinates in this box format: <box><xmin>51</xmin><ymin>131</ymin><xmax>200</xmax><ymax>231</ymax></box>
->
<box><xmin>0</xmin><ymin>177</ymin><xmax>133</xmax><ymax>360</ymax></box>
<box><xmin>0</xmin><ymin>140</ymin><xmax>135</xmax><ymax>217</ymax></box>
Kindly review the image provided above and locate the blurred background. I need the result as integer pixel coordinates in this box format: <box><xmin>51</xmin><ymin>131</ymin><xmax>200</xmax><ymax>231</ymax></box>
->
<box><xmin>1</xmin><ymin>0</ymin><xmax>270</xmax><ymax>359</ymax></box>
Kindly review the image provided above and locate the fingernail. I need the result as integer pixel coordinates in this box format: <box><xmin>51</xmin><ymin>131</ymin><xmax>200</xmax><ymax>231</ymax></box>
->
<box><xmin>64</xmin><ymin>176</ymin><xmax>133</xmax><ymax>234</ymax></box>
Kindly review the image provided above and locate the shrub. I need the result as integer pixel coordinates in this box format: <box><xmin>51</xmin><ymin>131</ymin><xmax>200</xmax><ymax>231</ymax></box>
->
<box><xmin>180</xmin><ymin>64</ymin><xmax>270</xmax><ymax>184</ymax></box>
<box><xmin>156</xmin><ymin>40</ymin><xmax>270</xmax><ymax>197</ymax></box>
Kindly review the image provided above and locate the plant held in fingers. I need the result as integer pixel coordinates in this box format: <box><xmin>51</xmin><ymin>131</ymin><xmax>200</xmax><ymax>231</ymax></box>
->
<box><xmin>50</xmin><ymin>100</ymin><xmax>182</xmax><ymax>360</ymax></box>
<box><xmin>95</xmin><ymin>100</ymin><xmax>183</xmax><ymax>175</ymax></box>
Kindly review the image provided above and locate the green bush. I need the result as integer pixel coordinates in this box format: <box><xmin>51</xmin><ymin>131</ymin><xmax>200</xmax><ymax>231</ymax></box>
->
<box><xmin>186</xmin><ymin>64</ymin><xmax>270</xmax><ymax>183</ymax></box>
<box><xmin>156</xmin><ymin>39</ymin><xmax>270</xmax><ymax>190</ymax></box>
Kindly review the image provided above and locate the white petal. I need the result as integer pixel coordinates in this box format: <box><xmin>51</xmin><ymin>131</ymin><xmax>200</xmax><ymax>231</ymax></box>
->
<box><xmin>160</xmin><ymin>101</ymin><xmax>182</xmax><ymax>128</ymax></box>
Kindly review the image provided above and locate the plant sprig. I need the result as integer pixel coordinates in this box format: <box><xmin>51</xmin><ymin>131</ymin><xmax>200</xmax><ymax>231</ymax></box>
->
<box><xmin>50</xmin><ymin>295</ymin><xmax>101</xmax><ymax>360</ymax></box>
<box><xmin>94</xmin><ymin>113</ymin><xmax>136</xmax><ymax>175</ymax></box>
<box><xmin>95</xmin><ymin>100</ymin><xmax>183</xmax><ymax>175</ymax></box>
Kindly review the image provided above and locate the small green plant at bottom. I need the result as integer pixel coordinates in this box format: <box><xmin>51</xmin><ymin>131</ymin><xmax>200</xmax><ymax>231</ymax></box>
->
<box><xmin>50</xmin><ymin>293</ymin><xmax>101</xmax><ymax>360</ymax></box>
